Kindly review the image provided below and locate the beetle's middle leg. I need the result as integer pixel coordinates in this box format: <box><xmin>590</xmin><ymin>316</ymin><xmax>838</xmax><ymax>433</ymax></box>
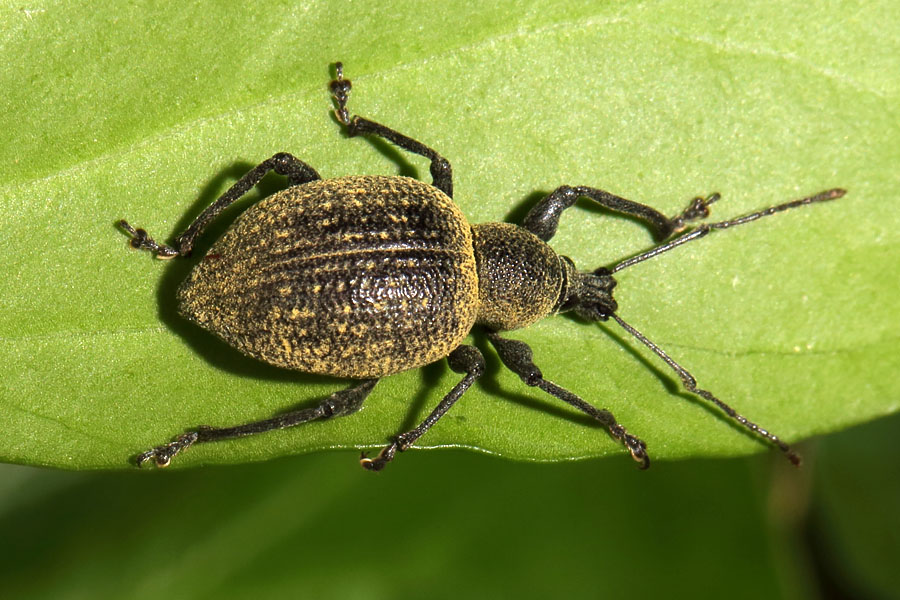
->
<box><xmin>329</xmin><ymin>62</ymin><xmax>454</xmax><ymax>198</ymax></box>
<box><xmin>136</xmin><ymin>379</ymin><xmax>378</xmax><ymax>467</ymax></box>
<box><xmin>486</xmin><ymin>332</ymin><xmax>650</xmax><ymax>468</ymax></box>
<box><xmin>120</xmin><ymin>152</ymin><xmax>321</xmax><ymax>258</ymax></box>
<box><xmin>360</xmin><ymin>345</ymin><xmax>485</xmax><ymax>471</ymax></box>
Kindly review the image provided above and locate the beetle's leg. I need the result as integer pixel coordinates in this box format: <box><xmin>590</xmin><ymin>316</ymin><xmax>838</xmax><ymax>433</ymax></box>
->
<box><xmin>524</xmin><ymin>184</ymin><xmax>847</xmax><ymax>246</ymax></box>
<box><xmin>329</xmin><ymin>62</ymin><xmax>453</xmax><ymax>198</ymax></box>
<box><xmin>609</xmin><ymin>313</ymin><xmax>801</xmax><ymax>466</ymax></box>
<box><xmin>136</xmin><ymin>379</ymin><xmax>378</xmax><ymax>467</ymax></box>
<box><xmin>120</xmin><ymin>153</ymin><xmax>321</xmax><ymax>259</ymax></box>
<box><xmin>343</xmin><ymin>116</ymin><xmax>454</xmax><ymax>198</ymax></box>
<box><xmin>486</xmin><ymin>332</ymin><xmax>649</xmax><ymax>468</ymax></box>
<box><xmin>360</xmin><ymin>345</ymin><xmax>485</xmax><ymax>471</ymax></box>
<box><xmin>610</xmin><ymin>188</ymin><xmax>846</xmax><ymax>273</ymax></box>
<box><xmin>523</xmin><ymin>186</ymin><xmax>679</xmax><ymax>242</ymax></box>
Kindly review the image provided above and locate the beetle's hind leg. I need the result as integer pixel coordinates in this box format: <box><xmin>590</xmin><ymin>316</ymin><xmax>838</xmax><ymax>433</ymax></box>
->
<box><xmin>361</xmin><ymin>345</ymin><xmax>485</xmax><ymax>471</ymax></box>
<box><xmin>120</xmin><ymin>153</ymin><xmax>320</xmax><ymax>259</ymax></box>
<box><xmin>487</xmin><ymin>332</ymin><xmax>649</xmax><ymax>468</ymax></box>
<box><xmin>136</xmin><ymin>379</ymin><xmax>378</xmax><ymax>467</ymax></box>
<box><xmin>329</xmin><ymin>61</ymin><xmax>454</xmax><ymax>198</ymax></box>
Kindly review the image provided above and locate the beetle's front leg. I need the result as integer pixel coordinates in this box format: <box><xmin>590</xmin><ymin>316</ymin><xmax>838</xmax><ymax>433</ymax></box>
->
<box><xmin>667</xmin><ymin>193</ymin><xmax>721</xmax><ymax>234</ymax></box>
<box><xmin>522</xmin><ymin>186</ymin><xmax>722</xmax><ymax>243</ymax></box>
<box><xmin>486</xmin><ymin>332</ymin><xmax>649</xmax><ymax>468</ymax></box>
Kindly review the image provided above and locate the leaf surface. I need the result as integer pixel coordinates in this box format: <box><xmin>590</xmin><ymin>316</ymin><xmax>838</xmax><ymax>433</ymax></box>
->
<box><xmin>1</xmin><ymin>1</ymin><xmax>897</xmax><ymax>469</ymax></box>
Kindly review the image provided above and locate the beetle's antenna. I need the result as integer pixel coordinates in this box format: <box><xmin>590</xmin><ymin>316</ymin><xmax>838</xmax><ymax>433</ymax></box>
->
<box><xmin>609</xmin><ymin>312</ymin><xmax>802</xmax><ymax>466</ymax></box>
<box><xmin>611</xmin><ymin>188</ymin><xmax>846</xmax><ymax>274</ymax></box>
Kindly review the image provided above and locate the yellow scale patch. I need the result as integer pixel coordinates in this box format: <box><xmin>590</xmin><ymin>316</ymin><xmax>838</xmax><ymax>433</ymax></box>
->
<box><xmin>290</xmin><ymin>307</ymin><xmax>314</xmax><ymax>319</ymax></box>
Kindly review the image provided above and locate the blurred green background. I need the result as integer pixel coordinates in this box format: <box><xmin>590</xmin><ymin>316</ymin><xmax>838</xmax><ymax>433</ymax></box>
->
<box><xmin>2</xmin><ymin>1</ymin><xmax>898</xmax><ymax>598</ymax></box>
<box><xmin>2</xmin><ymin>414</ymin><xmax>899</xmax><ymax>598</ymax></box>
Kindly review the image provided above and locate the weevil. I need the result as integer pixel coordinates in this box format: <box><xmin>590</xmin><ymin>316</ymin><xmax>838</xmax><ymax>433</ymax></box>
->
<box><xmin>120</xmin><ymin>62</ymin><xmax>845</xmax><ymax>470</ymax></box>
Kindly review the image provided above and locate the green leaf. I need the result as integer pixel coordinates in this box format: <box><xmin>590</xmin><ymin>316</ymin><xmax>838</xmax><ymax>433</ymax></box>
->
<box><xmin>0</xmin><ymin>452</ymin><xmax>787</xmax><ymax>598</ymax></box>
<box><xmin>2</xmin><ymin>1</ymin><xmax>898</xmax><ymax>470</ymax></box>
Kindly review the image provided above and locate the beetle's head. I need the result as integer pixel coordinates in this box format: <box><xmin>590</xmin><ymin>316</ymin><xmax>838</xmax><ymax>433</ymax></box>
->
<box><xmin>557</xmin><ymin>259</ymin><xmax>618</xmax><ymax>321</ymax></box>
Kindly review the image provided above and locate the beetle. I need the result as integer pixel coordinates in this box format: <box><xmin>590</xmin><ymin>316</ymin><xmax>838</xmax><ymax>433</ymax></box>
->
<box><xmin>120</xmin><ymin>62</ymin><xmax>845</xmax><ymax>470</ymax></box>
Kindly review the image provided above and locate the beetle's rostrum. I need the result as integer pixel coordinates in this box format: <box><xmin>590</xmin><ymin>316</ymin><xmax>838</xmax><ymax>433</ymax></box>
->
<box><xmin>120</xmin><ymin>62</ymin><xmax>846</xmax><ymax>470</ymax></box>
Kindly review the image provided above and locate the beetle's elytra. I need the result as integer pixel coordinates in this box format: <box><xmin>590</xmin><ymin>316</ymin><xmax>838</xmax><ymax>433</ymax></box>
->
<box><xmin>180</xmin><ymin>175</ymin><xmax>478</xmax><ymax>379</ymax></box>
<box><xmin>120</xmin><ymin>62</ymin><xmax>845</xmax><ymax>470</ymax></box>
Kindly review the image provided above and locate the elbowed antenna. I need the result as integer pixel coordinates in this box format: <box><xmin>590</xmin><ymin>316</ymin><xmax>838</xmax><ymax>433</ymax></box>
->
<box><xmin>611</xmin><ymin>188</ymin><xmax>846</xmax><ymax>274</ymax></box>
<box><xmin>601</xmin><ymin>187</ymin><xmax>847</xmax><ymax>464</ymax></box>
<box><xmin>610</xmin><ymin>313</ymin><xmax>802</xmax><ymax>465</ymax></box>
